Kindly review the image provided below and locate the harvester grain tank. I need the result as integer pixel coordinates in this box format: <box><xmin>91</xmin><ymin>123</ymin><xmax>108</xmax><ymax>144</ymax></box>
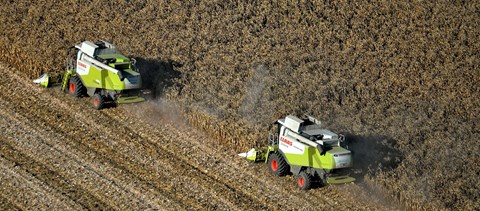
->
<box><xmin>239</xmin><ymin>115</ymin><xmax>355</xmax><ymax>190</ymax></box>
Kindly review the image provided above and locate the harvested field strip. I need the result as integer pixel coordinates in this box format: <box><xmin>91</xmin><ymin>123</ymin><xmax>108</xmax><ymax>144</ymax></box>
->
<box><xmin>0</xmin><ymin>155</ymin><xmax>80</xmax><ymax>210</ymax></box>
<box><xmin>0</xmin><ymin>108</ymin><xmax>159</xmax><ymax>210</ymax></box>
<box><xmin>0</xmin><ymin>69</ymin><xmax>239</xmax><ymax>207</ymax></box>
<box><xmin>23</xmin><ymin>78</ymin><xmax>271</xmax><ymax>208</ymax></box>
<box><xmin>0</xmin><ymin>74</ymin><xmax>196</xmax><ymax>209</ymax></box>
<box><xmin>0</xmin><ymin>65</ymin><xmax>268</xmax><ymax>209</ymax></box>
<box><xmin>0</xmin><ymin>140</ymin><xmax>107</xmax><ymax>209</ymax></box>
<box><xmin>105</xmin><ymin>109</ymin><xmax>275</xmax><ymax>209</ymax></box>
<box><xmin>38</xmin><ymin>95</ymin><xmax>260</xmax><ymax>209</ymax></box>
<box><xmin>0</xmin><ymin>105</ymin><xmax>190</xmax><ymax>209</ymax></box>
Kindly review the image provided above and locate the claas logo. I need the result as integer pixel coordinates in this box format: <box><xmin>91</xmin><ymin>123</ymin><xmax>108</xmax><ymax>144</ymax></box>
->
<box><xmin>77</xmin><ymin>61</ymin><xmax>87</xmax><ymax>69</ymax></box>
<box><xmin>280</xmin><ymin>137</ymin><xmax>293</xmax><ymax>146</ymax></box>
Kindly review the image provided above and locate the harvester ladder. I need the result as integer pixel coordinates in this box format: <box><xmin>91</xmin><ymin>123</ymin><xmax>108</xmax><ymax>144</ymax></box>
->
<box><xmin>61</xmin><ymin>70</ymin><xmax>73</xmax><ymax>92</ymax></box>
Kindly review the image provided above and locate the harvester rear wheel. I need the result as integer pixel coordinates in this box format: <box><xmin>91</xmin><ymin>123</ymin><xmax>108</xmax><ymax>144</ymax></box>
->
<box><xmin>297</xmin><ymin>171</ymin><xmax>312</xmax><ymax>190</ymax></box>
<box><xmin>93</xmin><ymin>93</ymin><xmax>105</xmax><ymax>110</ymax></box>
<box><xmin>267</xmin><ymin>152</ymin><xmax>289</xmax><ymax>176</ymax></box>
<box><xmin>69</xmin><ymin>76</ymin><xmax>85</xmax><ymax>97</ymax></box>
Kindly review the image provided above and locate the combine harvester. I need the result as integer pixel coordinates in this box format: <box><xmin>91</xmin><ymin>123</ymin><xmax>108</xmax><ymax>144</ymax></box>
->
<box><xmin>34</xmin><ymin>40</ymin><xmax>151</xmax><ymax>109</ymax></box>
<box><xmin>239</xmin><ymin>115</ymin><xmax>355</xmax><ymax>190</ymax></box>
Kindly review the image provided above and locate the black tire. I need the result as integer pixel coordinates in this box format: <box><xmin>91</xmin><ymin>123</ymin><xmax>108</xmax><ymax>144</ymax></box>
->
<box><xmin>297</xmin><ymin>171</ymin><xmax>312</xmax><ymax>190</ymax></box>
<box><xmin>93</xmin><ymin>93</ymin><xmax>105</xmax><ymax>110</ymax></box>
<box><xmin>68</xmin><ymin>76</ymin><xmax>85</xmax><ymax>97</ymax></box>
<box><xmin>267</xmin><ymin>152</ymin><xmax>289</xmax><ymax>176</ymax></box>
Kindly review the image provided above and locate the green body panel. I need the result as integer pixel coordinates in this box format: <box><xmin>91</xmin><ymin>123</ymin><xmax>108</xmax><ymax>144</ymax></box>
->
<box><xmin>282</xmin><ymin>147</ymin><xmax>351</xmax><ymax>170</ymax></box>
<box><xmin>80</xmin><ymin>66</ymin><xmax>123</xmax><ymax>90</ymax></box>
<box><xmin>250</xmin><ymin>144</ymin><xmax>351</xmax><ymax>170</ymax></box>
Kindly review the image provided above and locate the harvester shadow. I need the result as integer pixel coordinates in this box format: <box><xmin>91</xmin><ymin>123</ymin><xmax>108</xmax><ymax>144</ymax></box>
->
<box><xmin>343</xmin><ymin>134</ymin><xmax>404</xmax><ymax>183</ymax></box>
<box><xmin>134</xmin><ymin>57</ymin><xmax>182</xmax><ymax>99</ymax></box>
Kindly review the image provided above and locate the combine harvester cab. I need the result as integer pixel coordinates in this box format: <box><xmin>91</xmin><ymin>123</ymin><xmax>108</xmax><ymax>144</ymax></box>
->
<box><xmin>34</xmin><ymin>40</ymin><xmax>151</xmax><ymax>109</ymax></box>
<box><xmin>240</xmin><ymin>115</ymin><xmax>355</xmax><ymax>190</ymax></box>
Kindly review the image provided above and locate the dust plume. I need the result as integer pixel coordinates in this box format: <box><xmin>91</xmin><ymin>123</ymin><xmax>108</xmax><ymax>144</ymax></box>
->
<box><xmin>240</xmin><ymin>64</ymin><xmax>274</xmax><ymax>126</ymax></box>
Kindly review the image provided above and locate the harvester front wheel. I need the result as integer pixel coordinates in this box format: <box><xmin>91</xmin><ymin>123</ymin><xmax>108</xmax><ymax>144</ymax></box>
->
<box><xmin>297</xmin><ymin>171</ymin><xmax>312</xmax><ymax>190</ymax></box>
<box><xmin>267</xmin><ymin>152</ymin><xmax>289</xmax><ymax>176</ymax></box>
<box><xmin>93</xmin><ymin>93</ymin><xmax>105</xmax><ymax>110</ymax></box>
<box><xmin>69</xmin><ymin>77</ymin><xmax>85</xmax><ymax>97</ymax></box>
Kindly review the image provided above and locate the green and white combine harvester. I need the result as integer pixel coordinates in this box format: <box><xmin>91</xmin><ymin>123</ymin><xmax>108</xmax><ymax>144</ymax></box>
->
<box><xmin>239</xmin><ymin>115</ymin><xmax>355</xmax><ymax>190</ymax></box>
<box><xmin>34</xmin><ymin>40</ymin><xmax>151</xmax><ymax>109</ymax></box>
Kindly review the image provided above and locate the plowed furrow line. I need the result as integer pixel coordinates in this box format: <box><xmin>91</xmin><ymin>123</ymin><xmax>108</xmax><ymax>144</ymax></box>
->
<box><xmin>0</xmin><ymin>98</ymin><xmax>188</xmax><ymax>210</ymax></box>
<box><xmin>104</xmin><ymin>110</ymin><xmax>275</xmax><ymax>209</ymax></box>
<box><xmin>0</xmin><ymin>108</ymin><xmax>169</xmax><ymax>210</ymax></box>
<box><xmin>0</xmin><ymin>155</ymin><xmax>81</xmax><ymax>210</ymax></box>
<box><xmin>26</xmin><ymin>94</ymin><xmax>264</xmax><ymax>208</ymax></box>
<box><xmin>0</xmin><ymin>140</ymin><xmax>108</xmax><ymax>210</ymax></box>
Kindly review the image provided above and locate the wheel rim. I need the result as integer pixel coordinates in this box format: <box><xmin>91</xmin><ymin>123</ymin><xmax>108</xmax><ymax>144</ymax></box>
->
<box><xmin>69</xmin><ymin>82</ymin><xmax>75</xmax><ymax>93</ymax></box>
<box><xmin>299</xmin><ymin>177</ymin><xmax>305</xmax><ymax>187</ymax></box>
<box><xmin>94</xmin><ymin>98</ymin><xmax>99</xmax><ymax>107</ymax></box>
<box><xmin>271</xmin><ymin>159</ymin><xmax>278</xmax><ymax>171</ymax></box>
